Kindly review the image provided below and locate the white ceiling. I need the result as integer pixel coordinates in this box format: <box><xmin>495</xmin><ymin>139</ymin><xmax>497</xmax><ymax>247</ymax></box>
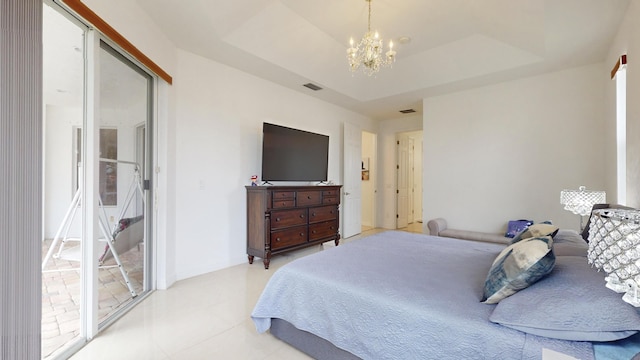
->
<box><xmin>49</xmin><ymin>0</ymin><xmax>632</xmax><ymax>121</ymax></box>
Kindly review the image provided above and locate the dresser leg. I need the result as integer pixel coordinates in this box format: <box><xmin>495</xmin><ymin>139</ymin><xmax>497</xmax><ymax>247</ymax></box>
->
<box><xmin>334</xmin><ymin>239</ymin><xmax>340</xmax><ymax>246</ymax></box>
<box><xmin>263</xmin><ymin>252</ymin><xmax>271</xmax><ymax>269</ymax></box>
<box><xmin>248</xmin><ymin>255</ymin><xmax>254</xmax><ymax>264</ymax></box>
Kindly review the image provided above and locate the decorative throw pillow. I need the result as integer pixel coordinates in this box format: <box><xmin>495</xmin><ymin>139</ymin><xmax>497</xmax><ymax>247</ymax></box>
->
<box><xmin>505</xmin><ymin>219</ymin><xmax>533</xmax><ymax>238</ymax></box>
<box><xmin>510</xmin><ymin>223</ymin><xmax>559</xmax><ymax>244</ymax></box>
<box><xmin>490</xmin><ymin>256</ymin><xmax>640</xmax><ymax>341</ymax></box>
<box><xmin>481</xmin><ymin>236</ymin><xmax>555</xmax><ymax>304</ymax></box>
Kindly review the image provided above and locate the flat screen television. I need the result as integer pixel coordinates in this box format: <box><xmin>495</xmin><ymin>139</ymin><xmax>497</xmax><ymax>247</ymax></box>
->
<box><xmin>261</xmin><ymin>123</ymin><xmax>329</xmax><ymax>182</ymax></box>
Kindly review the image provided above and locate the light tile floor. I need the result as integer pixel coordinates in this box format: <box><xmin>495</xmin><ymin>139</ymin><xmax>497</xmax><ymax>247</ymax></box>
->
<box><xmin>69</xmin><ymin>225</ymin><xmax>423</xmax><ymax>360</ymax></box>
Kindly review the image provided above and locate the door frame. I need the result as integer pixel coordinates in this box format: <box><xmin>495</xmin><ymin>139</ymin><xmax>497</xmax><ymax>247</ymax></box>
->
<box><xmin>395</xmin><ymin>130</ymin><xmax>423</xmax><ymax>229</ymax></box>
<box><xmin>342</xmin><ymin>122</ymin><xmax>362</xmax><ymax>238</ymax></box>
<box><xmin>360</xmin><ymin>130</ymin><xmax>377</xmax><ymax>230</ymax></box>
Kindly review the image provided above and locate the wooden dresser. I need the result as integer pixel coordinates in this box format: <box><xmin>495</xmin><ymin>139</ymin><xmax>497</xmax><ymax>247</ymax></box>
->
<box><xmin>246</xmin><ymin>185</ymin><xmax>342</xmax><ymax>269</ymax></box>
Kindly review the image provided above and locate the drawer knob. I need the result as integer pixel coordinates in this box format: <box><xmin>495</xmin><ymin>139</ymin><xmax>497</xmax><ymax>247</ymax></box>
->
<box><xmin>307</xmin><ymin>195</ymin><xmax>311</xmax><ymax>199</ymax></box>
<box><xmin>300</xmin><ymin>214</ymin><xmax>305</xmax><ymax>218</ymax></box>
<box><xmin>276</xmin><ymin>238</ymin><xmax>281</xmax><ymax>242</ymax></box>
<box><xmin>282</xmin><ymin>202</ymin><xmax>286</xmax><ymax>206</ymax></box>
<box><xmin>330</xmin><ymin>210</ymin><xmax>334</xmax><ymax>214</ymax></box>
<box><xmin>312</xmin><ymin>230</ymin><xmax>317</xmax><ymax>234</ymax></box>
<box><xmin>311</xmin><ymin>212</ymin><xmax>316</xmax><ymax>217</ymax></box>
<box><xmin>299</xmin><ymin>232</ymin><xmax>304</xmax><ymax>236</ymax></box>
<box><xmin>276</xmin><ymin>218</ymin><xmax>280</xmax><ymax>222</ymax></box>
<box><xmin>330</xmin><ymin>226</ymin><xmax>335</xmax><ymax>230</ymax></box>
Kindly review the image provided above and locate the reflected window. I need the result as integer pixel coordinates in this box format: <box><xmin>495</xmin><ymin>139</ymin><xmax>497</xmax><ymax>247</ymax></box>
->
<box><xmin>74</xmin><ymin>128</ymin><xmax>118</xmax><ymax>205</ymax></box>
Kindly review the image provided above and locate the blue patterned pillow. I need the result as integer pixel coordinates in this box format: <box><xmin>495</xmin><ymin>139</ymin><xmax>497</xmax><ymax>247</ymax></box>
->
<box><xmin>482</xmin><ymin>236</ymin><xmax>555</xmax><ymax>304</ymax></box>
<box><xmin>510</xmin><ymin>223</ymin><xmax>559</xmax><ymax>244</ymax></box>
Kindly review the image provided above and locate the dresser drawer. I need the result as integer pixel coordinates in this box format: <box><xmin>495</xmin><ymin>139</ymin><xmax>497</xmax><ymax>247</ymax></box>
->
<box><xmin>297</xmin><ymin>191</ymin><xmax>322</xmax><ymax>206</ymax></box>
<box><xmin>309</xmin><ymin>205</ymin><xmax>338</xmax><ymax>223</ymax></box>
<box><xmin>271</xmin><ymin>208</ymin><xmax>307</xmax><ymax>229</ymax></box>
<box><xmin>273</xmin><ymin>191</ymin><xmax>295</xmax><ymax>200</ymax></box>
<box><xmin>272</xmin><ymin>191</ymin><xmax>295</xmax><ymax>208</ymax></box>
<box><xmin>272</xmin><ymin>199</ymin><xmax>295</xmax><ymax>208</ymax></box>
<box><xmin>271</xmin><ymin>226</ymin><xmax>307</xmax><ymax>250</ymax></box>
<box><xmin>309</xmin><ymin>220</ymin><xmax>338</xmax><ymax>241</ymax></box>
<box><xmin>323</xmin><ymin>189</ymin><xmax>338</xmax><ymax>197</ymax></box>
<box><xmin>322</xmin><ymin>195</ymin><xmax>338</xmax><ymax>205</ymax></box>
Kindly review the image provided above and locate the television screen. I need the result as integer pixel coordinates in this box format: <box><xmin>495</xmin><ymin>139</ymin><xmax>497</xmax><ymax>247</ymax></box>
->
<box><xmin>261</xmin><ymin>123</ymin><xmax>329</xmax><ymax>182</ymax></box>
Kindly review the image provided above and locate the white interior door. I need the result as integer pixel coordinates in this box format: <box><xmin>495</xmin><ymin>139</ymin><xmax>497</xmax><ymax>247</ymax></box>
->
<box><xmin>414</xmin><ymin>137</ymin><xmax>423</xmax><ymax>222</ymax></box>
<box><xmin>396</xmin><ymin>134</ymin><xmax>409</xmax><ymax>229</ymax></box>
<box><xmin>408</xmin><ymin>137</ymin><xmax>415</xmax><ymax>224</ymax></box>
<box><xmin>343</xmin><ymin>122</ymin><xmax>362</xmax><ymax>238</ymax></box>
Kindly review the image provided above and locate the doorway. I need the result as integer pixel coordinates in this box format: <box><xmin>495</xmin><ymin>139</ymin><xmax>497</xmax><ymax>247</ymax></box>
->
<box><xmin>42</xmin><ymin>3</ymin><xmax>155</xmax><ymax>358</ymax></box>
<box><xmin>396</xmin><ymin>131</ymin><xmax>423</xmax><ymax>230</ymax></box>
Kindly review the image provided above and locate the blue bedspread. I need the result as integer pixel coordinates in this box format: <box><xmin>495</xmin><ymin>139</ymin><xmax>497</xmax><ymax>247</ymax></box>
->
<box><xmin>251</xmin><ymin>231</ymin><xmax>595</xmax><ymax>359</ymax></box>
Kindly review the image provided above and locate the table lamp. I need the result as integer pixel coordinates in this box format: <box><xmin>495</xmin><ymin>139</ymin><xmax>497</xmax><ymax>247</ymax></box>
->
<box><xmin>587</xmin><ymin>208</ymin><xmax>640</xmax><ymax>307</ymax></box>
<box><xmin>560</xmin><ymin>186</ymin><xmax>606</xmax><ymax>230</ymax></box>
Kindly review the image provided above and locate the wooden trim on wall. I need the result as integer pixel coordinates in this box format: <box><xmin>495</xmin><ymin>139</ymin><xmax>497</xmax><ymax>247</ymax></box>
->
<box><xmin>611</xmin><ymin>54</ymin><xmax>627</xmax><ymax>80</ymax></box>
<box><xmin>62</xmin><ymin>0</ymin><xmax>173</xmax><ymax>84</ymax></box>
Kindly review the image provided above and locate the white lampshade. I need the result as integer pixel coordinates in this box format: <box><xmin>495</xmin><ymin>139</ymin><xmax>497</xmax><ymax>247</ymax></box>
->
<box><xmin>560</xmin><ymin>186</ymin><xmax>606</xmax><ymax>216</ymax></box>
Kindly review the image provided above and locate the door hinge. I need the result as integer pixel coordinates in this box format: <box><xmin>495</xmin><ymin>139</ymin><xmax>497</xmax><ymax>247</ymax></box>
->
<box><xmin>143</xmin><ymin>180</ymin><xmax>151</xmax><ymax>190</ymax></box>
<box><xmin>396</xmin><ymin>189</ymin><xmax>399</xmax><ymax>194</ymax></box>
<box><xmin>396</xmin><ymin>214</ymin><xmax>399</xmax><ymax>218</ymax></box>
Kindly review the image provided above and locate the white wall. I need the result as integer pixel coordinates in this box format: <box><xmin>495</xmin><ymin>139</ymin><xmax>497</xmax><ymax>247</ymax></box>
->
<box><xmin>173</xmin><ymin>49</ymin><xmax>373</xmax><ymax>280</ymax></box>
<box><xmin>606</xmin><ymin>1</ymin><xmax>640</xmax><ymax>208</ymax></box>
<box><xmin>423</xmin><ymin>64</ymin><xmax>607</xmax><ymax>233</ymax></box>
<box><xmin>377</xmin><ymin>115</ymin><xmax>423</xmax><ymax>229</ymax></box>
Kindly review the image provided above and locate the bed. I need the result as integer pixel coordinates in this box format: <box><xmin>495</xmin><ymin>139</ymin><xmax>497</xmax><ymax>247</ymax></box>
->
<box><xmin>251</xmin><ymin>230</ymin><xmax>640</xmax><ymax>359</ymax></box>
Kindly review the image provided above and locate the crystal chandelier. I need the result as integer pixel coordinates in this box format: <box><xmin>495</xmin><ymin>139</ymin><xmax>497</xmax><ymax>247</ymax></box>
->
<box><xmin>347</xmin><ymin>0</ymin><xmax>396</xmax><ymax>76</ymax></box>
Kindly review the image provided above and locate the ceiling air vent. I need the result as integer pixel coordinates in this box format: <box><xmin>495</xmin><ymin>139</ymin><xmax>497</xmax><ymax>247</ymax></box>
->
<box><xmin>399</xmin><ymin>109</ymin><xmax>416</xmax><ymax>114</ymax></box>
<box><xmin>303</xmin><ymin>83</ymin><xmax>323</xmax><ymax>91</ymax></box>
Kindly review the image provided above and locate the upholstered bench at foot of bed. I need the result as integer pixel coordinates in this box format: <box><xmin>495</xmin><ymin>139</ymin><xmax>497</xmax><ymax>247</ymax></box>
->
<box><xmin>427</xmin><ymin>218</ymin><xmax>511</xmax><ymax>245</ymax></box>
<box><xmin>427</xmin><ymin>218</ymin><xmax>590</xmax><ymax>257</ymax></box>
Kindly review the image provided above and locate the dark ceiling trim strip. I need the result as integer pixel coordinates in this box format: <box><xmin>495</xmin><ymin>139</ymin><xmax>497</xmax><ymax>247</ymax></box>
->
<box><xmin>62</xmin><ymin>0</ymin><xmax>173</xmax><ymax>85</ymax></box>
<box><xmin>611</xmin><ymin>54</ymin><xmax>627</xmax><ymax>80</ymax></box>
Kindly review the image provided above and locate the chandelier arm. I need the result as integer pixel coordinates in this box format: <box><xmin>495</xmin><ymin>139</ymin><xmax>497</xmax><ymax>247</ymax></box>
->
<box><xmin>367</xmin><ymin>0</ymin><xmax>371</xmax><ymax>32</ymax></box>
